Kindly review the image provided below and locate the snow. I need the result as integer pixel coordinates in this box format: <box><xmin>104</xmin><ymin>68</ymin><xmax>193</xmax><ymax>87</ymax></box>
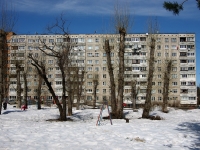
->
<box><xmin>0</xmin><ymin>104</ymin><xmax>200</xmax><ymax>150</ymax></box>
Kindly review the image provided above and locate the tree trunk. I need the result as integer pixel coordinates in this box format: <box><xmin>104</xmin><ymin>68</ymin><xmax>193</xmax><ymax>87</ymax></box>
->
<box><xmin>105</xmin><ymin>39</ymin><xmax>117</xmax><ymax>115</ymax></box>
<box><xmin>131</xmin><ymin>80</ymin><xmax>137</xmax><ymax>110</ymax></box>
<box><xmin>93</xmin><ymin>79</ymin><xmax>98</xmax><ymax>109</ymax></box>
<box><xmin>16</xmin><ymin>63</ymin><xmax>21</xmax><ymax>108</ymax></box>
<box><xmin>76</xmin><ymin>70</ymin><xmax>84</xmax><ymax>110</ymax></box>
<box><xmin>162</xmin><ymin>60</ymin><xmax>172</xmax><ymax>113</ymax></box>
<box><xmin>23</xmin><ymin>72</ymin><xmax>28</xmax><ymax>108</ymax></box>
<box><xmin>142</xmin><ymin>37</ymin><xmax>156</xmax><ymax>118</ymax></box>
<box><xmin>116</xmin><ymin>28</ymin><xmax>126</xmax><ymax>119</ymax></box>
<box><xmin>37</xmin><ymin>75</ymin><xmax>42</xmax><ymax>110</ymax></box>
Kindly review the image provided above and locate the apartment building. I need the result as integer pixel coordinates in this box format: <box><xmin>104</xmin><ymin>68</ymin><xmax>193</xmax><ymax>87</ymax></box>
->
<box><xmin>7</xmin><ymin>33</ymin><xmax>197</xmax><ymax>107</ymax></box>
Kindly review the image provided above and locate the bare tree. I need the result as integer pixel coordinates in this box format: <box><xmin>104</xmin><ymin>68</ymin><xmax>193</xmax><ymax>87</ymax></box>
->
<box><xmin>104</xmin><ymin>39</ymin><xmax>117</xmax><ymax>115</ymax></box>
<box><xmin>37</xmin><ymin>74</ymin><xmax>43</xmax><ymax>110</ymax></box>
<box><xmin>23</xmin><ymin>72</ymin><xmax>28</xmax><ymax>108</ymax></box>
<box><xmin>142</xmin><ymin>20</ymin><xmax>158</xmax><ymax>118</ymax></box>
<box><xmin>131</xmin><ymin>80</ymin><xmax>140</xmax><ymax>110</ymax></box>
<box><xmin>93</xmin><ymin>77</ymin><xmax>98</xmax><ymax>109</ymax></box>
<box><xmin>0</xmin><ymin>1</ymin><xmax>17</xmax><ymax>114</ymax></box>
<box><xmin>16</xmin><ymin>61</ymin><xmax>22</xmax><ymax>108</ymax></box>
<box><xmin>162</xmin><ymin>60</ymin><xmax>172</xmax><ymax>112</ymax></box>
<box><xmin>114</xmin><ymin>3</ymin><xmax>130</xmax><ymax>119</ymax></box>
<box><xmin>76</xmin><ymin>70</ymin><xmax>84</xmax><ymax>110</ymax></box>
<box><xmin>28</xmin><ymin>14</ymin><xmax>75</xmax><ymax>120</ymax></box>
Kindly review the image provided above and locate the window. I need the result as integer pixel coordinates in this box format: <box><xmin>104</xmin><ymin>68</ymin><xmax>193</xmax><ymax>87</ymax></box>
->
<box><xmin>158</xmin><ymin>74</ymin><xmax>161</xmax><ymax>78</ymax></box>
<box><xmin>103</xmin><ymin>82</ymin><xmax>106</xmax><ymax>86</ymax></box>
<box><xmin>95</xmin><ymin>53</ymin><xmax>99</xmax><ymax>57</ymax></box>
<box><xmin>87</xmin><ymin>38</ymin><xmax>93</xmax><ymax>42</ymax></box>
<box><xmin>165</xmin><ymin>53</ymin><xmax>169</xmax><ymax>57</ymax></box>
<box><xmin>165</xmin><ymin>45</ymin><xmax>169</xmax><ymax>49</ymax></box>
<box><xmin>157</xmin><ymin>67</ymin><xmax>161</xmax><ymax>72</ymax></box>
<box><xmin>95</xmin><ymin>67</ymin><xmax>99</xmax><ymax>71</ymax></box>
<box><xmin>103</xmin><ymin>67</ymin><xmax>106</xmax><ymax>71</ymax></box>
<box><xmin>87</xmin><ymin>74</ymin><xmax>93</xmax><ymax>79</ymax></box>
<box><xmin>165</xmin><ymin>38</ymin><xmax>169</xmax><ymax>43</ymax></box>
<box><xmin>95</xmin><ymin>46</ymin><xmax>99</xmax><ymax>50</ymax></box>
<box><xmin>95</xmin><ymin>60</ymin><xmax>99</xmax><ymax>64</ymax></box>
<box><xmin>181</xmin><ymin>74</ymin><xmax>187</xmax><ymax>78</ymax></box>
<box><xmin>157</xmin><ymin>45</ymin><xmax>161</xmax><ymax>50</ymax></box>
<box><xmin>49</xmin><ymin>39</ymin><xmax>54</xmax><ymax>43</ymax></box>
<box><xmin>172</xmin><ymin>53</ymin><xmax>177</xmax><ymax>57</ymax></box>
<box><xmin>87</xmin><ymin>89</ymin><xmax>92</xmax><ymax>93</ymax></box>
<box><xmin>103</xmin><ymin>60</ymin><xmax>107</xmax><ymax>64</ymax></box>
<box><xmin>188</xmin><ymin>67</ymin><xmax>195</xmax><ymax>71</ymax></box>
<box><xmin>188</xmin><ymin>74</ymin><xmax>195</xmax><ymax>78</ymax></box>
<box><xmin>78</xmin><ymin>38</ymin><xmax>85</xmax><ymax>43</ymax></box>
<box><xmin>189</xmin><ymin>97</ymin><xmax>196</xmax><ymax>100</ymax></box>
<box><xmin>95</xmin><ymin>38</ymin><xmax>99</xmax><ymax>42</ymax></box>
<box><xmin>87</xmin><ymin>67</ymin><xmax>92</xmax><ymax>71</ymax></box>
<box><xmin>157</xmin><ymin>53</ymin><xmax>161</xmax><ymax>57</ymax></box>
<box><xmin>172</xmin><ymin>67</ymin><xmax>177</xmax><ymax>72</ymax></box>
<box><xmin>158</xmin><ymin>89</ymin><xmax>162</xmax><ymax>93</ymax></box>
<box><xmin>103</xmin><ymin>74</ymin><xmax>106</xmax><ymax>78</ymax></box>
<box><xmin>87</xmin><ymin>60</ymin><xmax>92</xmax><ymax>64</ymax></box>
<box><xmin>180</xmin><ymin>45</ymin><xmax>186</xmax><ymax>49</ymax></box>
<box><xmin>172</xmin><ymin>89</ymin><xmax>177</xmax><ymax>93</ymax></box>
<box><xmin>48</xmin><ymin>60</ymin><xmax>53</xmax><ymax>64</ymax></box>
<box><xmin>158</xmin><ymin>97</ymin><xmax>162</xmax><ymax>101</ymax></box>
<box><xmin>87</xmin><ymin>96</ymin><xmax>92</xmax><ymax>101</ymax></box>
<box><xmin>103</xmin><ymin>89</ymin><xmax>106</xmax><ymax>93</ymax></box>
<box><xmin>172</xmin><ymin>74</ymin><xmax>177</xmax><ymax>79</ymax></box>
<box><xmin>180</xmin><ymin>67</ymin><xmax>187</xmax><ymax>71</ymax></box>
<box><xmin>171</xmin><ymin>38</ymin><xmax>177</xmax><ymax>42</ymax></box>
<box><xmin>87</xmin><ymin>53</ymin><xmax>93</xmax><ymax>57</ymax></box>
<box><xmin>56</xmin><ymin>67</ymin><xmax>60</xmax><ymax>71</ymax></box>
<box><xmin>158</xmin><ymin>82</ymin><xmax>162</xmax><ymax>86</ymax></box>
<box><xmin>56</xmin><ymin>81</ymin><xmax>62</xmax><ymax>85</ymax></box>
<box><xmin>172</xmin><ymin>82</ymin><xmax>178</xmax><ymax>86</ymax></box>
<box><xmin>48</xmin><ymin>74</ymin><xmax>53</xmax><ymax>78</ymax></box>
<box><xmin>188</xmin><ymin>60</ymin><xmax>195</xmax><ymax>63</ymax></box>
<box><xmin>48</xmin><ymin>67</ymin><xmax>53</xmax><ymax>71</ymax></box>
<box><xmin>181</xmin><ymin>82</ymin><xmax>186</xmax><ymax>85</ymax></box>
<box><xmin>88</xmin><ymin>46</ymin><xmax>92</xmax><ymax>50</ymax></box>
<box><xmin>103</xmin><ymin>53</ymin><xmax>107</xmax><ymax>57</ymax></box>
<box><xmin>56</xmin><ymin>38</ymin><xmax>63</xmax><ymax>42</ymax></box>
<box><xmin>171</xmin><ymin>45</ymin><xmax>177</xmax><ymax>49</ymax></box>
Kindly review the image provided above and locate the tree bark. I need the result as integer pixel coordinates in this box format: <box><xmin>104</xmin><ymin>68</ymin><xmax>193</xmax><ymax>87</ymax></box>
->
<box><xmin>16</xmin><ymin>62</ymin><xmax>21</xmax><ymax>108</ymax></box>
<box><xmin>37</xmin><ymin>75</ymin><xmax>42</xmax><ymax>110</ymax></box>
<box><xmin>76</xmin><ymin>70</ymin><xmax>84</xmax><ymax>110</ymax></box>
<box><xmin>93</xmin><ymin>79</ymin><xmax>98</xmax><ymax>109</ymax></box>
<box><xmin>105</xmin><ymin>39</ymin><xmax>117</xmax><ymax>115</ymax></box>
<box><xmin>142</xmin><ymin>37</ymin><xmax>156</xmax><ymax>118</ymax></box>
<box><xmin>162</xmin><ymin>60</ymin><xmax>172</xmax><ymax>112</ymax></box>
<box><xmin>23</xmin><ymin>72</ymin><xmax>28</xmax><ymax>108</ymax></box>
<box><xmin>131</xmin><ymin>80</ymin><xmax>137</xmax><ymax>110</ymax></box>
<box><xmin>116</xmin><ymin>28</ymin><xmax>126</xmax><ymax>119</ymax></box>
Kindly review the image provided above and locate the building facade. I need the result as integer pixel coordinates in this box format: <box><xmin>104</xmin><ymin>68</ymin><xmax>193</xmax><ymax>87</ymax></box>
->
<box><xmin>7</xmin><ymin>33</ymin><xmax>197</xmax><ymax>106</ymax></box>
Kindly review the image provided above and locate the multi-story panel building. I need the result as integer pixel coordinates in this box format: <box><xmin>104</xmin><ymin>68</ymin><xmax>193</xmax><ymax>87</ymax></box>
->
<box><xmin>7</xmin><ymin>33</ymin><xmax>197</xmax><ymax>107</ymax></box>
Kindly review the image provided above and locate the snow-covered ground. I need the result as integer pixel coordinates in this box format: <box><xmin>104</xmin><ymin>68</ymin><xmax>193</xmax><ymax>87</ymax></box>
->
<box><xmin>0</xmin><ymin>104</ymin><xmax>200</xmax><ymax>150</ymax></box>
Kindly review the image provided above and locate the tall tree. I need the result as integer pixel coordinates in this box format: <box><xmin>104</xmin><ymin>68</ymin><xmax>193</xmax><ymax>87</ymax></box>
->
<box><xmin>92</xmin><ymin>76</ymin><xmax>98</xmax><ymax>109</ymax></box>
<box><xmin>104</xmin><ymin>39</ymin><xmax>117</xmax><ymax>115</ymax></box>
<box><xmin>162</xmin><ymin>60</ymin><xmax>172</xmax><ymax>112</ymax></box>
<box><xmin>76</xmin><ymin>70</ymin><xmax>84</xmax><ymax>110</ymax></box>
<box><xmin>0</xmin><ymin>1</ymin><xmax>17</xmax><ymax>114</ymax></box>
<box><xmin>114</xmin><ymin>4</ymin><xmax>130</xmax><ymax>119</ymax></box>
<box><xmin>142</xmin><ymin>20</ymin><xmax>158</xmax><ymax>118</ymax></box>
<box><xmin>28</xmin><ymin>15</ymin><xmax>74</xmax><ymax>120</ymax></box>
<box><xmin>163</xmin><ymin>0</ymin><xmax>200</xmax><ymax>15</ymax></box>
